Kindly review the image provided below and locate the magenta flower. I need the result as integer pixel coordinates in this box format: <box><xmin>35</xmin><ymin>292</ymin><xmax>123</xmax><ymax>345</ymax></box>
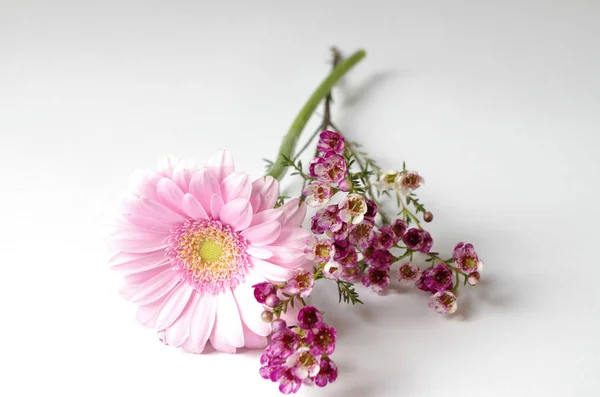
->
<box><xmin>468</xmin><ymin>271</ymin><xmax>481</xmax><ymax>286</ymax></box>
<box><xmin>391</xmin><ymin>219</ymin><xmax>408</xmax><ymax>239</ymax></box>
<box><xmin>309</xmin><ymin>152</ymin><xmax>347</xmax><ymax>184</ymax></box>
<box><xmin>396</xmin><ymin>262</ymin><xmax>421</xmax><ymax>285</ymax></box>
<box><xmin>330</xmin><ymin>221</ymin><xmax>350</xmax><ymax>241</ymax></box>
<box><xmin>339</xmin><ymin>248</ymin><xmax>358</xmax><ymax>267</ymax></box>
<box><xmin>253</xmin><ymin>282</ymin><xmax>276</xmax><ymax>304</ymax></box>
<box><xmin>420</xmin><ymin>231</ymin><xmax>433</xmax><ymax>253</ymax></box>
<box><xmin>364</xmin><ymin>199</ymin><xmax>378</xmax><ymax>220</ymax></box>
<box><xmin>303</xmin><ymin>180</ymin><xmax>334</xmax><ymax>208</ymax></box>
<box><xmin>317</xmin><ymin>130</ymin><xmax>345</xmax><ymax>153</ymax></box>
<box><xmin>428</xmin><ymin>290</ymin><xmax>458</xmax><ymax>314</ymax></box>
<box><xmin>415</xmin><ymin>263</ymin><xmax>454</xmax><ymax>293</ymax></box>
<box><xmin>281</xmin><ymin>269</ymin><xmax>314</xmax><ymax>298</ymax></box>
<box><xmin>311</xmin><ymin>205</ymin><xmax>343</xmax><ymax>235</ymax></box>
<box><xmin>402</xmin><ymin>228</ymin><xmax>423</xmax><ymax>250</ymax></box>
<box><xmin>297</xmin><ymin>305</ymin><xmax>323</xmax><ymax>330</ymax></box>
<box><xmin>286</xmin><ymin>347</ymin><xmax>321</xmax><ymax>380</ymax></box>
<box><xmin>364</xmin><ymin>249</ymin><xmax>394</xmax><ymax>268</ymax></box>
<box><xmin>307</xmin><ymin>323</ymin><xmax>337</xmax><ymax>355</ymax></box>
<box><xmin>348</xmin><ymin>220</ymin><xmax>375</xmax><ymax>249</ymax></box>
<box><xmin>108</xmin><ymin>152</ymin><xmax>310</xmax><ymax>354</ymax></box>
<box><xmin>333</xmin><ymin>238</ymin><xmax>351</xmax><ymax>261</ymax></box>
<box><xmin>453</xmin><ymin>242</ymin><xmax>483</xmax><ymax>274</ymax></box>
<box><xmin>275</xmin><ymin>368</ymin><xmax>302</xmax><ymax>394</ymax></box>
<box><xmin>340</xmin><ymin>263</ymin><xmax>361</xmax><ymax>282</ymax></box>
<box><xmin>315</xmin><ymin>357</ymin><xmax>338</xmax><ymax>387</ymax></box>
<box><xmin>361</xmin><ymin>266</ymin><xmax>391</xmax><ymax>292</ymax></box>
<box><xmin>265</xmin><ymin>328</ymin><xmax>300</xmax><ymax>359</ymax></box>
<box><xmin>304</xmin><ymin>236</ymin><xmax>335</xmax><ymax>263</ymax></box>
<box><xmin>372</xmin><ymin>225</ymin><xmax>397</xmax><ymax>249</ymax></box>
<box><xmin>338</xmin><ymin>193</ymin><xmax>368</xmax><ymax>224</ymax></box>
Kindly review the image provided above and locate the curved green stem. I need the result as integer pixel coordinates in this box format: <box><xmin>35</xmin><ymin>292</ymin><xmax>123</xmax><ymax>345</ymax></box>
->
<box><xmin>266</xmin><ymin>49</ymin><xmax>366</xmax><ymax>180</ymax></box>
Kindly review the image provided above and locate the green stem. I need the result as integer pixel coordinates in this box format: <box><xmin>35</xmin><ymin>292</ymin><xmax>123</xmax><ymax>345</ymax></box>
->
<box><xmin>266</xmin><ymin>49</ymin><xmax>367</xmax><ymax>180</ymax></box>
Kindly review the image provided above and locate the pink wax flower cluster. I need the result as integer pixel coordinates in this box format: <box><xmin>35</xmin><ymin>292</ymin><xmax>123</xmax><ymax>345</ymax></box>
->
<box><xmin>303</xmin><ymin>131</ymin><xmax>349</xmax><ymax>207</ymax></box>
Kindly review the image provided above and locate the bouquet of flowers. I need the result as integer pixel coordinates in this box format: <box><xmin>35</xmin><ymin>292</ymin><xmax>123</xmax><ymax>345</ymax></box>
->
<box><xmin>106</xmin><ymin>47</ymin><xmax>484</xmax><ymax>394</ymax></box>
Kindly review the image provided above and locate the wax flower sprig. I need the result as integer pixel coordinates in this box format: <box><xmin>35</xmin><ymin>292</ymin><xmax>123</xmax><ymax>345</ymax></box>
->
<box><xmin>255</xmin><ymin>50</ymin><xmax>484</xmax><ymax>394</ymax></box>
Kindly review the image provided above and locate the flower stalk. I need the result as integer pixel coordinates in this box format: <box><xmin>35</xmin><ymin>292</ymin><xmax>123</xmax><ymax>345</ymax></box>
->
<box><xmin>267</xmin><ymin>49</ymin><xmax>366</xmax><ymax>180</ymax></box>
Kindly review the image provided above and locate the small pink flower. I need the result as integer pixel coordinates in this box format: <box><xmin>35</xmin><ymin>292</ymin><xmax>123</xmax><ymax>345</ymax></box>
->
<box><xmin>361</xmin><ymin>266</ymin><xmax>391</xmax><ymax>292</ymax></box>
<box><xmin>338</xmin><ymin>249</ymin><xmax>358</xmax><ymax>267</ymax></box>
<box><xmin>303</xmin><ymin>180</ymin><xmax>334</xmax><ymax>207</ymax></box>
<box><xmin>304</xmin><ymin>236</ymin><xmax>335</xmax><ymax>263</ymax></box>
<box><xmin>398</xmin><ymin>171</ymin><xmax>424</xmax><ymax>195</ymax></box>
<box><xmin>309</xmin><ymin>152</ymin><xmax>347</xmax><ymax>184</ymax></box>
<box><xmin>281</xmin><ymin>269</ymin><xmax>315</xmax><ymax>298</ymax></box>
<box><xmin>311</xmin><ymin>205</ymin><xmax>343</xmax><ymax>235</ymax></box>
<box><xmin>348</xmin><ymin>220</ymin><xmax>375</xmax><ymax>249</ymax></box>
<box><xmin>453</xmin><ymin>242</ymin><xmax>483</xmax><ymax>274</ymax></box>
<box><xmin>275</xmin><ymin>368</ymin><xmax>303</xmax><ymax>394</ymax></box>
<box><xmin>420</xmin><ymin>231</ymin><xmax>433</xmax><ymax>253</ymax></box>
<box><xmin>338</xmin><ymin>193</ymin><xmax>368</xmax><ymax>224</ymax></box>
<box><xmin>416</xmin><ymin>263</ymin><xmax>454</xmax><ymax>293</ymax></box>
<box><xmin>332</xmin><ymin>239</ymin><xmax>351</xmax><ymax>261</ymax></box>
<box><xmin>391</xmin><ymin>219</ymin><xmax>408</xmax><ymax>239</ymax></box>
<box><xmin>265</xmin><ymin>329</ymin><xmax>300</xmax><ymax>359</ymax></box>
<box><xmin>364</xmin><ymin>249</ymin><xmax>394</xmax><ymax>268</ymax></box>
<box><xmin>297</xmin><ymin>306</ymin><xmax>323</xmax><ymax>330</ymax></box>
<box><xmin>340</xmin><ymin>263</ymin><xmax>361</xmax><ymax>282</ymax></box>
<box><xmin>396</xmin><ymin>262</ymin><xmax>421</xmax><ymax>285</ymax></box>
<box><xmin>322</xmin><ymin>261</ymin><xmax>343</xmax><ymax>280</ymax></box>
<box><xmin>306</xmin><ymin>323</ymin><xmax>337</xmax><ymax>355</ymax></box>
<box><xmin>317</xmin><ymin>130</ymin><xmax>345</xmax><ymax>154</ymax></box>
<box><xmin>428</xmin><ymin>290</ymin><xmax>458</xmax><ymax>314</ymax></box>
<box><xmin>364</xmin><ymin>199</ymin><xmax>378</xmax><ymax>220</ymax></box>
<box><xmin>402</xmin><ymin>228</ymin><xmax>424</xmax><ymax>250</ymax></box>
<box><xmin>253</xmin><ymin>282</ymin><xmax>276</xmax><ymax>304</ymax></box>
<box><xmin>286</xmin><ymin>347</ymin><xmax>321</xmax><ymax>380</ymax></box>
<box><xmin>315</xmin><ymin>357</ymin><xmax>338</xmax><ymax>387</ymax></box>
<box><xmin>372</xmin><ymin>225</ymin><xmax>397</xmax><ymax>249</ymax></box>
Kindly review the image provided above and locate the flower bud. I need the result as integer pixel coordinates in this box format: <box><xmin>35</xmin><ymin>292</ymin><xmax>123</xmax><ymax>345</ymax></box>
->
<box><xmin>271</xmin><ymin>318</ymin><xmax>288</xmax><ymax>332</ymax></box>
<box><xmin>423</xmin><ymin>211</ymin><xmax>433</xmax><ymax>222</ymax></box>
<box><xmin>468</xmin><ymin>271</ymin><xmax>480</xmax><ymax>286</ymax></box>
<box><xmin>338</xmin><ymin>178</ymin><xmax>351</xmax><ymax>192</ymax></box>
<box><xmin>265</xmin><ymin>294</ymin><xmax>280</xmax><ymax>308</ymax></box>
<box><xmin>261</xmin><ymin>310</ymin><xmax>274</xmax><ymax>323</ymax></box>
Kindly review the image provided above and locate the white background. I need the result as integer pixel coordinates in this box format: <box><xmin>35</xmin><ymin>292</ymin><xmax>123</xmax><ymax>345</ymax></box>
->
<box><xmin>1</xmin><ymin>1</ymin><xmax>599</xmax><ymax>396</ymax></box>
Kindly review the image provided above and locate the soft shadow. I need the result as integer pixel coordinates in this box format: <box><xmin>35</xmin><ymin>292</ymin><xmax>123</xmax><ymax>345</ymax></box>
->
<box><xmin>339</xmin><ymin>70</ymin><xmax>402</xmax><ymax>107</ymax></box>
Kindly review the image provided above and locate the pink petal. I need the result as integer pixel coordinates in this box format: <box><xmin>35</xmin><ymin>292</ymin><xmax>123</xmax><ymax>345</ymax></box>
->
<box><xmin>135</xmin><ymin>296</ymin><xmax>167</xmax><ymax>327</ymax></box>
<box><xmin>249</xmin><ymin>193</ymin><xmax>261</xmax><ymax>214</ymax></box>
<box><xmin>250</xmin><ymin>208</ymin><xmax>285</xmax><ymax>227</ymax></box>
<box><xmin>246</xmin><ymin>246</ymin><xmax>273</xmax><ymax>259</ymax></box>
<box><xmin>122</xmin><ymin>196</ymin><xmax>187</xmax><ymax>232</ymax></box>
<box><xmin>163</xmin><ymin>291</ymin><xmax>199</xmax><ymax>347</ymax></box>
<box><xmin>155</xmin><ymin>282</ymin><xmax>194</xmax><ymax>330</ymax></box>
<box><xmin>189</xmin><ymin>169</ymin><xmax>221</xmax><ymax>214</ymax></box>
<box><xmin>220</xmin><ymin>198</ymin><xmax>252</xmax><ymax>231</ymax></box>
<box><xmin>206</xmin><ymin>151</ymin><xmax>235</xmax><ymax>182</ymax></box>
<box><xmin>271</xmin><ymin>226</ymin><xmax>311</xmax><ymax>247</ymax></box>
<box><xmin>110</xmin><ymin>251</ymin><xmax>168</xmax><ymax>274</ymax></box>
<box><xmin>182</xmin><ymin>193</ymin><xmax>209</xmax><ymax>220</ymax></box>
<box><xmin>233</xmin><ymin>282</ymin><xmax>270</xmax><ymax>336</ymax></box>
<box><xmin>187</xmin><ymin>294</ymin><xmax>217</xmax><ymax>353</ymax></box>
<box><xmin>156</xmin><ymin>178</ymin><xmax>186</xmax><ymax>216</ymax></box>
<box><xmin>210</xmin><ymin>194</ymin><xmax>224</xmax><ymax>219</ymax></box>
<box><xmin>241</xmin><ymin>221</ymin><xmax>281</xmax><ymax>246</ymax></box>
<box><xmin>267</xmin><ymin>246</ymin><xmax>305</xmax><ymax>264</ymax></box>
<box><xmin>129</xmin><ymin>169</ymin><xmax>160</xmax><ymax>200</ymax></box>
<box><xmin>280</xmin><ymin>198</ymin><xmax>307</xmax><ymax>226</ymax></box>
<box><xmin>171</xmin><ymin>159</ymin><xmax>196</xmax><ymax>193</ymax></box>
<box><xmin>124</xmin><ymin>264</ymin><xmax>172</xmax><ymax>286</ymax></box>
<box><xmin>157</xmin><ymin>155</ymin><xmax>179</xmax><ymax>177</ymax></box>
<box><xmin>221</xmin><ymin>172</ymin><xmax>251</xmax><ymax>203</ymax></box>
<box><xmin>129</xmin><ymin>269</ymin><xmax>182</xmax><ymax>305</ymax></box>
<box><xmin>242</xmin><ymin>324</ymin><xmax>268</xmax><ymax>349</ymax></box>
<box><xmin>209</xmin><ymin>289</ymin><xmax>244</xmax><ymax>352</ymax></box>
<box><xmin>107</xmin><ymin>232</ymin><xmax>168</xmax><ymax>254</ymax></box>
<box><xmin>251</xmin><ymin>176</ymin><xmax>279</xmax><ymax>212</ymax></box>
<box><xmin>250</xmin><ymin>257</ymin><xmax>293</xmax><ymax>282</ymax></box>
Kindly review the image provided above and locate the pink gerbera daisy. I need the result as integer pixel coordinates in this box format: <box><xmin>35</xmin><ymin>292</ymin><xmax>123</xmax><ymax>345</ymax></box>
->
<box><xmin>107</xmin><ymin>151</ymin><xmax>310</xmax><ymax>354</ymax></box>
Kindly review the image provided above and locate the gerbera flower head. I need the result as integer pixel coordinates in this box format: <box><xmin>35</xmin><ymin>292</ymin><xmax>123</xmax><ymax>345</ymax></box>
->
<box><xmin>107</xmin><ymin>151</ymin><xmax>310</xmax><ymax>354</ymax></box>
